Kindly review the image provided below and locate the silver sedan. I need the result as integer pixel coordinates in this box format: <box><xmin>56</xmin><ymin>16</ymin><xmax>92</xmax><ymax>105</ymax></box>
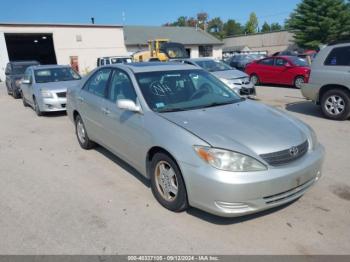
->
<box><xmin>20</xmin><ymin>65</ymin><xmax>81</xmax><ymax>116</ymax></box>
<box><xmin>67</xmin><ymin>62</ymin><xmax>324</xmax><ymax>217</ymax></box>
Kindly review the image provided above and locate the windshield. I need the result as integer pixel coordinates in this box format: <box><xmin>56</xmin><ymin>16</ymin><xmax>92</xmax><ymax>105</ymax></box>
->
<box><xmin>12</xmin><ymin>64</ymin><xmax>34</xmax><ymax>75</ymax></box>
<box><xmin>135</xmin><ymin>70</ymin><xmax>242</xmax><ymax>113</ymax></box>
<box><xmin>195</xmin><ymin>60</ymin><xmax>233</xmax><ymax>72</ymax></box>
<box><xmin>34</xmin><ymin>68</ymin><xmax>81</xmax><ymax>83</ymax></box>
<box><xmin>289</xmin><ymin>57</ymin><xmax>309</xmax><ymax>67</ymax></box>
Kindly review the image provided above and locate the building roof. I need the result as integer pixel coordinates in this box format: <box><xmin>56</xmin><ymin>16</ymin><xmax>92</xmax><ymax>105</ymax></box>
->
<box><xmin>124</xmin><ymin>26</ymin><xmax>223</xmax><ymax>46</ymax></box>
<box><xmin>0</xmin><ymin>22</ymin><xmax>123</xmax><ymax>28</ymax></box>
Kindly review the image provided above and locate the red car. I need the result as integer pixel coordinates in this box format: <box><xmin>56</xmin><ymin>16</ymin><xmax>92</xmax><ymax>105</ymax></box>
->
<box><xmin>245</xmin><ymin>56</ymin><xmax>311</xmax><ymax>88</ymax></box>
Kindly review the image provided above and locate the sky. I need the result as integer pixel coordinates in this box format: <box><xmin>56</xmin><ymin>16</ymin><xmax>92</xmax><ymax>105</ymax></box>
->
<box><xmin>0</xmin><ymin>0</ymin><xmax>301</xmax><ymax>27</ymax></box>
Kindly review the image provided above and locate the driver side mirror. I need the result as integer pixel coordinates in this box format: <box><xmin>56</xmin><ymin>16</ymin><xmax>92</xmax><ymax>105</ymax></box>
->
<box><xmin>117</xmin><ymin>99</ymin><xmax>142</xmax><ymax>113</ymax></box>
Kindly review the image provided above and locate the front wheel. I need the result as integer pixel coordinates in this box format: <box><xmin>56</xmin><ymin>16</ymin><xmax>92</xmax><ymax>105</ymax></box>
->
<box><xmin>321</xmin><ymin>89</ymin><xmax>350</xmax><ymax>120</ymax></box>
<box><xmin>250</xmin><ymin>74</ymin><xmax>260</xmax><ymax>86</ymax></box>
<box><xmin>33</xmin><ymin>97</ymin><xmax>43</xmax><ymax>116</ymax></box>
<box><xmin>150</xmin><ymin>152</ymin><xmax>188</xmax><ymax>212</ymax></box>
<box><xmin>22</xmin><ymin>92</ymin><xmax>28</xmax><ymax>107</ymax></box>
<box><xmin>294</xmin><ymin>76</ymin><xmax>305</xmax><ymax>89</ymax></box>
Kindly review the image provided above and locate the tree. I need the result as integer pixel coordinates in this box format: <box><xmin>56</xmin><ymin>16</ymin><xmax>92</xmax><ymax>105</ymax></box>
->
<box><xmin>245</xmin><ymin>12</ymin><xmax>259</xmax><ymax>34</ymax></box>
<box><xmin>287</xmin><ymin>0</ymin><xmax>350</xmax><ymax>49</ymax></box>
<box><xmin>207</xmin><ymin>17</ymin><xmax>225</xmax><ymax>38</ymax></box>
<box><xmin>270</xmin><ymin>23</ymin><xmax>282</xmax><ymax>31</ymax></box>
<box><xmin>197</xmin><ymin>12</ymin><xmax>209</xmax><ymax>30</ymax></box>
<box><xmin>223</xmin><ymin>19</ymin><xmax>244</xmax><ymax>36</ymax></box>
<box><xmin>261</xmin><ymin>22</ymin><xmax>271</xmax><ymax>33</ymax></box>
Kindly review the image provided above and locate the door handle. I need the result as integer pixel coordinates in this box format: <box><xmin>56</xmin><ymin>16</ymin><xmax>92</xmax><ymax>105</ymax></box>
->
<box><xmin>101</xmin><ymin>107</ymin><xmax>111</xmax><ymax>115</ymax></box>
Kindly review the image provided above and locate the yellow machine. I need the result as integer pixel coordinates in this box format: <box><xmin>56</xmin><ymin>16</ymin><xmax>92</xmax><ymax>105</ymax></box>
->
<box><xmin>133</xmin><ymin>39</ymin><xmax>188</xmax><ymax>62</ymax></box>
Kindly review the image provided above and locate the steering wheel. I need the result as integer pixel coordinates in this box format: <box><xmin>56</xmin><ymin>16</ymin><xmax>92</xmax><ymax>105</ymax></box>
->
<box><xmin>190</xmin><ymin>83</ymin><xmax>212</xmax><ymax>100</ymax></box>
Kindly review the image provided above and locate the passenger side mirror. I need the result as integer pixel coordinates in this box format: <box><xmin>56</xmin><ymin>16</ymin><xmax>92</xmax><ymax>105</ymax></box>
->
<box><xmin>117</xmin><ymin>99</ymin><xmax>142</xmax><ymax>113</ymax></box>
<box><xmin>21</xmin><ymin>79</ymin><xmax>31</xmax><ymax>84</ymax></box>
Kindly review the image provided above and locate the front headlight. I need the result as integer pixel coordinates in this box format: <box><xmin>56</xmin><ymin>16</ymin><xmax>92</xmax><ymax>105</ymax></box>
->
<box><xmin>40</xmin><ymin>89</ymin><xmax>53</xmax><ymax>98</ymax></box>
<box><xmin>194</xmin><ymin>146</ymin><xmax>267</xmax><ymax>172</ymax></box>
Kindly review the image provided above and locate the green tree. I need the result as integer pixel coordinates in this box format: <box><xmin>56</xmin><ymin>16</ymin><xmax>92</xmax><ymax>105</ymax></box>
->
<box><xmin>223</xmin><ymin>19</ymin><xmax>244</xmax><ymax>36</ymax></box>
<box><xmin>287</xmin><ymin>0</ymin><xmax>350</xmax><ymax>48</ymax></box>
<box><xmin>261</xmin><ymin>22</ymin><xmax>271</xmax><ymax>33</ymax></box>
<box><xmin>245</xmin><ymin>12</ymin><xmax>259</xmax><ymax>34</ymax></box>
<box><xmin>270</xmin><ymin>22</ymin><xmax>282</xmax><ymax>31</ymax></box>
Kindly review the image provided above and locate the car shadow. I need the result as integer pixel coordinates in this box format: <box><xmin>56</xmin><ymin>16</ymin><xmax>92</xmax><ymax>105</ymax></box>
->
<box><xmin>43</xmin><ymin>111</ymin><xmax>67</xmax><ymax>117</ymax></box>
<box><xmin>186</xmin><ymin>199</ymin><xmax>299</xmax><ymax>225</ymax></box>
<box><xmin>286</xmin><ymin>101</ymin><xmax>324</xmax><ymax>118</ymax></box>
<box><xmin>94</xmin><ymin>146</ymin><xmax>150</xmax><ymax>188</ymax></box>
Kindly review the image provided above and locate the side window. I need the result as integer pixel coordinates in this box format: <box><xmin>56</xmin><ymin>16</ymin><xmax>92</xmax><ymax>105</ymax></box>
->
<box><xmin>107</xmin><ymin>69</ymin><xmax>137</xmax><ymax>103</ymax></box>
<box><xmin>84</xmin><ymin>68</ymin><xmax>112</xmax><ymax>98</ymax></box>
<box><xmin>275</xmin><ymin>58</ymin><xmax>288</xmax><ymax>67</ymax></box>
<box><xmin>259</xmin><ymin>58</ymin><xmax>274</xmax><ymax>66</ymax></box>
<box><xmin>23</xmin><ymin>68</ymin><xmax>32</xmax><ymax>82</ymax></box>
<box><xmin>324</xmin><ymin>46</ymin><xmax>350</xmax><ymax>66</ymax></box>
<box><xmin>5</xmin><ymin>64</ymin><xmax>11</xmax><ymax>75</ymax></box>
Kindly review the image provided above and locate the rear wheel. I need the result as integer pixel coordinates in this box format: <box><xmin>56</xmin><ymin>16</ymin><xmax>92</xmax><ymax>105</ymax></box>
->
<box><xmin>150</xmin><ymin>152</ymin><xmax>188</xmax><ymax>212</ymax></box>
<box><xmin>321</xmin><ymin>89</ymin><xmax>350</xmax><ymax>120</ymax></box>
<box><xmin>294</xmin><ymin>76</ymin><xmax>305</xmax><ymax>89</ymax></box>
<box><xmin>12</xmin><ymin>85</ymin><xmax>20</xmax><ymax>99</ymax></box>
<box><xmin>250</xmin><ymin>74</ymin><xmax>260</xmax><ymax>85</ymax></box>
<box><xmin>75</xmin><ymin>114</ymin><xmax>95</xmax><ymax>149</ymax></box>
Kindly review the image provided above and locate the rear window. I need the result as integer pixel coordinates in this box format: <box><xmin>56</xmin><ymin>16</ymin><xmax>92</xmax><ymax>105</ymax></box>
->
<box><xmin>12</xmin><ymin>64</ymin><xmax>36</xmax><ymax>75</ymax></box>
<box><xmin>324</xmin><ymin>46</ymin><xmax>350</xmax><ymax>66</ymax></box>
<box><xmin>259</xmin><ymin>58</ymin><xmax>274</xmax><ymax>66</ymax></box>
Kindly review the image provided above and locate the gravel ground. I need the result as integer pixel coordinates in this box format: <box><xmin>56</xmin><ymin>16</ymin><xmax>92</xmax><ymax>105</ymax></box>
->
<box><xmin>0</xmin><ymin>83</ymin><xmax>349</xmax><ymax>255</ymax></box>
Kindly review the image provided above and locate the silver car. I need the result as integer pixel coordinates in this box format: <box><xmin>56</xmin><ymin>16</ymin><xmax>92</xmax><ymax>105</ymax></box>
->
<box><xmin>67</xmin><ymin>62</ymin><xmax>324</xmax><ymax>217</ymax></box>
<box><xmin>20</xmin><ymin>65</ymin><xmax>81</xmax><ymax>116</ymax></box>
<box><xmin>176</xmin><ymin>58</ymin><xmax>256</xmax><ymax>97</ymax></box>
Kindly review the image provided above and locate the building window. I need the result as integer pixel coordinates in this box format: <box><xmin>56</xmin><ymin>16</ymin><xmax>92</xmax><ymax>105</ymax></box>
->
<box><xmin>199</xmin><ymin>45</ymin><xmax>213</xmax><ymax>57</ymax></box>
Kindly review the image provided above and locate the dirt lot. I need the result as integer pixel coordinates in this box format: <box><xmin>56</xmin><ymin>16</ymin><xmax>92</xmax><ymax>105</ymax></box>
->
<box><xmin>0</xmin><ymin>82</ymin><xmax>349</xmax><ymax>255</ymax></box>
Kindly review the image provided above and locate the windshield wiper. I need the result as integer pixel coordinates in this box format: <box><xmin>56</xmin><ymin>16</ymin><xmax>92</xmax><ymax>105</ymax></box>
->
<box><xmin>157</xmin><ymin>108</ymin><xmax>187</xmax><ymax>113</ymax></box>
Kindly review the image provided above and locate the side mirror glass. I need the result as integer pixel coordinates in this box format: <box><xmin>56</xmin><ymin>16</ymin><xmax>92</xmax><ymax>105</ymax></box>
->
<box><xmin>117</xmin><ymin>99</ymin><xmax>142</xmax><ymax>113</ymax></box>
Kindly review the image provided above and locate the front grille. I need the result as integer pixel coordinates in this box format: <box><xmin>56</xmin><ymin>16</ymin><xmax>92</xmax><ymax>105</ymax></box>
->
<box><xmin>263</xmin><ymin>178</ymin><xmax>315</xmax><ymax>205</ymax></box>
<box><xmin>260</xmin><ymin>140</ymin><xmax>308</xmax><ymax>166</ymax></box>
<box><xmin>56</xmin><ymin>92</ymin><xmax>66</xmax><ymax>98</ymax></box>
<box><xmin>240</xmin><ymin>87</ymin><xmax>256</xmax><ymax>95</ymax></box>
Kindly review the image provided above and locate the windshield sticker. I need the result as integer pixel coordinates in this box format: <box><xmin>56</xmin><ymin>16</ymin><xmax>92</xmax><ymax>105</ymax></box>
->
<box><xmin>155</xmin><ymin>102</ymin><xmax>165</xmax><ymax>108</ymax></box>
<box><xmin>150</xmin><ymin>81</ymin><xmax>173</xmax><ymax>96</ymax></box>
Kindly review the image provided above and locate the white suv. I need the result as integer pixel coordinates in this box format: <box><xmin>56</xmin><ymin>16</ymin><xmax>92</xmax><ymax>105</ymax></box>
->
<box><xmin>301</xmin><ymin>41</ymin><xmax>350</xmax><ymax>120</ymax></box>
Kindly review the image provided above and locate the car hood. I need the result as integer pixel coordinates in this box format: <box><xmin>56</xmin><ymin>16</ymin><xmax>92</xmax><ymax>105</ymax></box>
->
<box><xmin>211</xmin><ymin>69</ymin><xmax>248</xmax><ymax>80</ymax></box>
<box><xmin>36</xmin><ymin>80</ymin><xmax>81</xmax><ymax>91</ymax></box>
<box><xmin>160</xmin><ymin>100</ymin><xmax>307</xmax><ymax>156</ymax></box>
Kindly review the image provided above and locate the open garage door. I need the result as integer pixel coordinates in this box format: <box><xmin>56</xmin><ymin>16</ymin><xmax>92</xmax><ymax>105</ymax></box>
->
<box><xmin>5</xmin><ymin>33</ymin><xmax>57</xmax><ymax>64</ymax></box>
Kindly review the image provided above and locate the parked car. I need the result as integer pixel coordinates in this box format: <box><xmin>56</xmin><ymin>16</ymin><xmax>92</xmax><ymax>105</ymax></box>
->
<box><xmin>176</xmin><ymin>58</ymin><xmax>256</xmax><ymax>96</ymax></box>
<box><xmin>97</xmin><ymin>56</ymin><xmax>132</xmax><ymax>67</ymax></box>
<box><xmin>301</xmin><ymin>41</ymin><xmax>350</xmax><ymax>120</ymax></box>
<box><xmin>226</xmin><ymin>54</ymin><xmax>266</xmax><ymax>71</ymax></box>
<box><xmin>67</xmin><ymin>62</ymin><xmax>324</xmax><ymax>217</ymax></box>
<box><xmin>20</xmin><ymin>65</ymin><xmax>81</xmax><ymax>116</ymax></box>
<box><xmin>5</xmin><ymin>60</ymin><xmax>39</xmax><ymax>98</ymax></box>
<box><xmin>245</xmin><ymin>56</ymin><xmax>310</xmax><ymax>89</ymax></box>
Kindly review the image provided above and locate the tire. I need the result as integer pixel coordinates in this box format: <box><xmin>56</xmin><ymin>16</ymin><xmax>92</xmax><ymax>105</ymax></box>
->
<box><xmin>21</xmin><ymin>92</ymin><xmax>28</xmax><ymax>107</ymax></box>
<box><xmin>150</xmin><ymin>152</ymin><xmax>188</xmax><ymax>212</ymax></box>
<box><xmin>6</xmin><ymin>85</ymin><xmax>11</xmax><ymax>95</ymax></box>
<box><xmin>321</xmin><ymin>89</ymin><xmax>350</xmax><ymax>120</ymax></box>
<box><xmin>33</xmin><ymin>97</ymin><xmax>43</xmax><ymax>116</ymax></box>
<box><xmin>12</xmin><ymin>86</ymin><xmax>20</xmax><ymax>99</ymax></box>
<box><xmin>75</xmin><ymin>114</ymin><xmax>95</xmax><ymax>149</ymax></box>
<box><xmin>250</xmin><ymin>74</ymin><xmax>260</xmax><ymax>86</ymax></box>
<box><xmin>294</xmin><ymin>76</ymin><xmax>305</xmax><ymax>89</ymax></box>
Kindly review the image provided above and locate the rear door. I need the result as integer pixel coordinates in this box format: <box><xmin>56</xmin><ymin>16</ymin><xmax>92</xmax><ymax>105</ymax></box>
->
<box><xmin>76</xmin><ymin>68</ymin><xmax>112</xmax><ymax>143</ymax></box>
<box><xmin>323</xmin><ymin>45</ymin><xmax>350</xmax><ymax>87</ymax></box>
<box><xmin>273</xmin><ymin>57</ymin><xmax>294</xmax><ymax>85</ymax></box>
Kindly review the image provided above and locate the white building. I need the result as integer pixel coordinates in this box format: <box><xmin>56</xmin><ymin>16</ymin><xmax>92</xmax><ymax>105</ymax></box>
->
<box><xmin>0</xmin><ymin>23</ymin><xmax>128</xmax><ymax>80</ymax></box>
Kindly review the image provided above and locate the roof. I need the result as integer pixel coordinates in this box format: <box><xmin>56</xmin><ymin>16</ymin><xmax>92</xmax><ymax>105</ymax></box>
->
<box><xmin>124</xmin><ymin>26</ymin><xmax>223</xmax><ymax>46</ymax></box>
<box><xmin>118</xmin><ymin>62</ymin><xmax>198</xmax><ymax>73</ymax></box>
<box><xmin>0</xmin><ymin>22</ymin><xmax>122</xmax><ymax>28</ymax></box>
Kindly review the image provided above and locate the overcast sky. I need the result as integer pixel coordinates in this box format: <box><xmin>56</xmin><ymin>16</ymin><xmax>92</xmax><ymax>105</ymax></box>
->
<box><xmin>0</xmin><ymin>0</ymin><xmax>301</xmax><ymax>26</ymax></box>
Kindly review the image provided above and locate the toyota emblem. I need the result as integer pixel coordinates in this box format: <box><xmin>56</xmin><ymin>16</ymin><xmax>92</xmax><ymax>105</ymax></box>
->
<box><xmin>289</xmin><ymin>146</ymin><xmax>299</xmax><ymax>157</ymax></box>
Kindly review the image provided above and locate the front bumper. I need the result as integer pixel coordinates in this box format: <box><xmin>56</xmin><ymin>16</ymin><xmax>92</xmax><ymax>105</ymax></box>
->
<box><xmin>38</xmin><ymin>97</ymin><xmax>67</xmax><ymax>112</ymax></box>
<box><xmin>180</xmin><ymin>144</ymin><xmax>324</xmax><ymax>217</ymax></box>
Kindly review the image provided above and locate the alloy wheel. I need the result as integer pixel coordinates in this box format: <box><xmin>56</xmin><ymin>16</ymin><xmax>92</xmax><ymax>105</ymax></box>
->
<box><xmin>325</xmin><ymin>95</ymin><xmax>345</xmax><ymax>116</ymax></box>
<box><xmin>154</xmin><ymin>161</ymin><xmax>178</xmax><ymax>201</ymax></box>
<box><xmin>76</xmin><ymin>119</ymin><xmax>86</xmax><ymax>144</ymax></box>
<box><xmin>295</xmin><ymin>77</ymin><xmax>304</xmax><ymax>89</ymax></box>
